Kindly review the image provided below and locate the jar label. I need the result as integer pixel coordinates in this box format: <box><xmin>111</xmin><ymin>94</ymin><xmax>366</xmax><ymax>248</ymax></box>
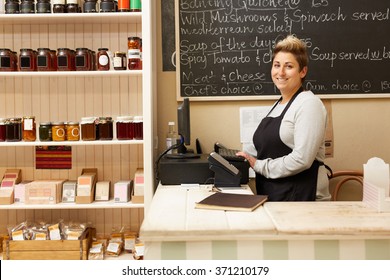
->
<box><xmin>128</xmin><ymin>49</ymin><xmax>140</xmax><ymax>59</ymax></box>
<box><xmin>113</xmin><ymin>57</ymin><xmax>124</xmax><ymax>67</ymax></box>
<box><xmin>24</xmin><ymin>119</ymin><xmax>33</xmax><ymax>130</ymax></box>
<box><xmin>56</xmin><ymin>128</ymin><xmax>65</xmax><ymax>138</ymax></box>
<box><xmin>99</xmin><ymin>55</ymin><xmax>109</xmax><ymax>66</ymax></box>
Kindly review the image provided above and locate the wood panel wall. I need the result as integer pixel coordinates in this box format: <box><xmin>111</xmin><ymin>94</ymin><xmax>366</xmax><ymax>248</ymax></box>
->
<box><xmin>0</xmin><ymin>20</ymin><xmax>145</xmax><ymax>236</ymax></box>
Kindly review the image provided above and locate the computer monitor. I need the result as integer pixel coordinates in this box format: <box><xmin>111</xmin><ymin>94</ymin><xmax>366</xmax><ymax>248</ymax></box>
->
<box><xmin>178</xmin><ymin>97</ymin><xmax>191</xmax><ymax>145</ymax></box>
<box><xmin>166</xmin><ymin>97</ymin><xmax>199</xmax><ymax>159</ymax></box>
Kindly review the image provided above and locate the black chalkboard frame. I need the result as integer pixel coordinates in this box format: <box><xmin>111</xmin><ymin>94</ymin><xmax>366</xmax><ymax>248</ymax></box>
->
<box><xmin>174</xmin><ymin>0</ymin><xmax>390</xmax><ymax>101</ymax></box>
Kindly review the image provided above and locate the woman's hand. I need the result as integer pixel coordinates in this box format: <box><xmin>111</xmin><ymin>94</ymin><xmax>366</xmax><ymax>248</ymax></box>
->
<box><xmin>236</xmin><ymin>151</ymin><xmax>256</xmax><ymax>168</ymax></box>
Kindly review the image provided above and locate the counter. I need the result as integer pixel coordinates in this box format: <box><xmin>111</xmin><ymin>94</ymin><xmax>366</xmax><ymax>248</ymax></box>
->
<box><xmin>140</xmin><ymin>185</ymin><xmax>390</xmax><ymax>260</ymax></box>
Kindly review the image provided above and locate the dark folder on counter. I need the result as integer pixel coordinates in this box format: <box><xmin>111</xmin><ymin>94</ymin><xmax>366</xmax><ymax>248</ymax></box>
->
<box><xmin>195</xmin><ymin>192</ymin><xmax>268</xmax><ymax>212</ymax></box>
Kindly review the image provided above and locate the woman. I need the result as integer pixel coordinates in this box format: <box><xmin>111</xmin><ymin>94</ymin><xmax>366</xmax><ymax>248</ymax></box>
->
<box><xmin>237</xmin><ymin>35</ymin><xmax>330</xmax><ymax>201</ymax></box>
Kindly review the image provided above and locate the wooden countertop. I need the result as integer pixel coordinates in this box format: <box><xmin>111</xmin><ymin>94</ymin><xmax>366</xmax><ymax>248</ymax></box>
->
<box><xmin>141</xmin><ymin>185</ymin><xmax>390</xmax><ymax>242</ymax></box>
<box><xmin>140</xmin><ymin>185</ymin><xmax>276</xmax><ymax>241</ymax></box>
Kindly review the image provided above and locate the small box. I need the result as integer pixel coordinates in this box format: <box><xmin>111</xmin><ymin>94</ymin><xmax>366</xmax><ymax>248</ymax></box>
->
<box><xmin>76</xmin><ymin>172</ymin><xmax>96</xmax><ymax>204</ymax></box>
<box><xmin>114</xmin><ymin>181</ymin><xmax>132</xmax><ymax>203</ymax></box>
<box><xmin>25</xmin><ymin>180</ymin><xmax>65</xmax><ymax>204</ymax></box>
<box><xmin>62</xmin><ymin>181</ymin><xmax>77</xmax><ymax>203</ymax></box>
<box><xmin>14</xmin><ymin>181</ymin><xmax>31</xmax><ymax>203</ymax></box>
<box><xmin>133</xmin><ymin>169</ymin><xmax>144</xmax><ymax>196</ymax></box>
<box><xmin>95</xmin><ymin>181</ymin><xmax>110</xmax><ymax>201</ymax></box>
<box><xmin>0</xmin><ymin>187</ymin><xmax>14</xmax><ymax>205</ymax></box>
<box><xmin>2</xmin><ymin>169</ymin><xmax>22</xmax><ymax>184</ymax></box>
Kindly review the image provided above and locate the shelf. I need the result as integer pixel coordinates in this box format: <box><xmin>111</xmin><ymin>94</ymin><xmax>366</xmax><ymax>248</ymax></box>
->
<box><xmin>0</xmin><ymin>70</ymin><xmax>142</xmax><ymax>78</ymax></box>
<box><xmin>0</xmin><ymin>12</ymin><xmax>142</xmax><ymax>25</ymax></box>
<box><xmin>0</xmin><ymin>199</ymin><xmax>144</xmax><ymax>210</ymax></box>
<box><xmin>0</xmin><ymin>139</ymin><xmax>143</xmax><ymax>147</ymax></box>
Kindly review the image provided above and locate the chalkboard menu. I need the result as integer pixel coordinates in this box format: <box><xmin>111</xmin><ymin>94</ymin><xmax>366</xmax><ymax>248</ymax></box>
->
<box><xmin>176</xmin><ymin>0</ymin><xmax>390</xmax><ymax>99</ymax></box>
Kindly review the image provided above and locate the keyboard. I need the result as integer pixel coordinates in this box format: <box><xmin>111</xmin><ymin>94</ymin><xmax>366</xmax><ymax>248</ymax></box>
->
<box><xmin>218</xmin><ymin>148</ymin><xmax>246</xmax><ymax>162</ymax></box>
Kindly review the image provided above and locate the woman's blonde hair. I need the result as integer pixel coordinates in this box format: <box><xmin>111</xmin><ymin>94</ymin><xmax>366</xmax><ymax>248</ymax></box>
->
<box><xmin>272</xmin><ymin>35</ymin><xmax>309</xmax><ymax>71</ymax></box>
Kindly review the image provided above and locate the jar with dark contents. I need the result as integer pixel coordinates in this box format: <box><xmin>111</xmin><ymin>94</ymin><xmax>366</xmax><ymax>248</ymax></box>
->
<box><xmin>83</xmin><ymin>0</ymin><xmax>97</xmax><ymax>13</ymax></box>
<box><xmin>0</xmin><ymin>49</ymin><xmax>14</xmax><ymax>72</ymax></box>
<box><xmin>0</xmin><ymin>119</ymin><xmax>6</xmax><ymax>142</ymax></box>
<box><xmin>20</xmin><ymin>0</ymin><xmax>35</xmax><ymax>13</ymax></box>
<box><xmin>22</xmin><ymin>116</ymin><xmax>36</xmax><ymax>141</ymax></box>
<box><xmin>113</xmin><ymin>52</ymin><xmax>127</xmax><ymax>70</ymax></box>
<box><xmin>75</xmin><ymin>48</ymin><xmax>90</xmax><ymax>71</ymax></box>
<box><xmin>37</xmin><ymin>48</ymin><xmax>52</xmax><ymax>71</ymax></box>
<box><xmin>6</xmin><ymin>118</ymin><xmax>22</xmax><ymax>142</ymax></box>
<box><xmin>133</xmin><ymin>116</ymin><xmax>143</xmax><ymax>140</ymax></box>
<box><xmin>57</xmin><ymin>48</ymin><xmax>76</xmax><ymax>71</ymax></box>
<box><xmin>98</xmin><ymin>117</ymin><xmax>113</xmax><ymax>140</ymax></box>
<box><xmin>100</xmin><ymin>0</ymin><xmax>115</xmax><ymax>12</ymax></box>
<box><xmin>81</xmin><ymin>117</ymin><xmax>97</xmax><ymax>141</ymax></box>
<box><xmin>39</xmin><ymin>122</ymin><xmax>52</xmax><ymax>141</ymax></box>
<box><xmin>5</xmin><ymin>0</ymin><xmax>20</xmax><ymax>14</ymax></box>
<box><xmin>52</xmin><ymin>0</ymin><xmax>65</xmax><ymax>13</ymax></box>
<box><xmin>36</xmin><ymin>0</ymin><xmax>51</xmax><ymax>13</ymax></box>
<box><xmin>97</xmin><ymin>48</ymin><xmax>110</xmax><ymax>71</ymax></box>
<box><xmin>116</xmin><ymin>116</ymin><xmax>134</xmax><ymax>140</ymax></box>
<box><xmin>127</xmin><ymin>37</ymin><xmax>141</xmax><ymax>70</ymax></box>
<box><xmin>19</xmin><ymin>48</ymin><xmax>36</xmax><ymax>71</ymax></box>
<box><xmin>66</xmin><ymin>0</ymin><xmax>78</xmax><ymax>13</ymax></box>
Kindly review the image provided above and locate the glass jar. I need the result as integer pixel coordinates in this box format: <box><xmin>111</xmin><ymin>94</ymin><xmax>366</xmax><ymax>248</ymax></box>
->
<box><xmin>0</xmin><ymin>49</ymin><xmax>13</xmax><ymax>72</ymax></box>
<box><xmin>98</xmin><ymin>117</ymin><xmax>113</xmax><ymax>140</ymax></box>
<box><xmin>36</xmin><ymin>0</ymin><xmax>51</xmax><ymax>13</ymax></box>
<box><xmin>37</xmin><ymin>48</ymin><xmax>51</xmax><ymax>71</ymax></box>
<box><xmin>39</xmin><ymin>122</ymin><xmax>52</xmax><ymax>141</ymax></box>
<box><xmin>0</xmin><ymin>119</ymin><xmax>6</xmax><ymax>142</ymax></box>
<box><xmin>130</xmin><ymin>0</ymin><xmax>141</xmax><ymax>12</ymax></box>
<box><xmin>133</xmin><ymin>115</ymin><xmax>143</xmax><ymax>140</ymax></box>
<box><xmin>113</xmin><ymin>52</ymin><xmax>127</xmax><ymax>70</ymax></box>
<box><xmin>52</xmin><ymin>0</ymin><xmax>65</xmax><ymax>13</ymax></box>
<box><xmin>97</xmin><ymin>48</ymin><xmax>110</xmax><ymax>71</ymax></box>
<box><xmin>127</xmin><ymin>37</ymin><xmax>141</xmax><ymax>70</ymax></box>
<box><xmin>116</xmin><ymin>116</ymin><xmax>134</xmax><ymax>140</ymax></box>
<box><xmin>19</xmin><ymin>48</ymin><xmax>36</xmax><ymax>71</ymax></box>
<box><xmin>20</xmin><ymin>0</ymin><xmax>35</xmax><ymax>13</ymax></box>
<box><xmin>51</xmin><ymin>122</ymin><xmax>66</xmax><ymax>141</ymax></box>
<box><xmin>75</xmin><ymin>48</ymin><xmax>90</xmax><ymax>71</ymax></box>
<box><xmin>118</xmin><ymin>0</ymin><xmax>129</xmax><ymax>12</ymax></box>
<box><xmin>50</xmin><ymin>50</ymin><xmax>57</xmax><ymax>71</ymax></box>
<box><xmin>57</xmin><ymin>48</ymin><xmax>75</xmax><ymax>71</ymax></box>
<box><xmin>66</xmin><ymin>121</ymin><xmax>80</xmax><ymax>141</ymax></box>
<box><xmin>81</xmin><ymin>117</ymin><xmax>97</xmax><ymax>141</ymax></box>
<box><xmin>83</xmin><ymin>0</ymin><xmax>97</xmax><ymax>13</ymax></box>
<box><xmin>66</xmin><ymin>0</ymin><xmax>78</xmax><ymax>12</ymax></box>
<box><xmin>6</xmin><ymin>118</ymin><xmax>22</xmax><ymax>142</ymax></box>
<box><xmin>100</xmin><ymin>0</ymin><xmax>115</xmax><ymax>12</ymax></box>
<box><xmin>5</xmin><ymin>0</ymin><xmax>20</xmax><ymax>14</ymax></box>
<box><xmin>22</xmin><ymin>116</ymin><xmax>36</xmax><ymax>141</ymax></box>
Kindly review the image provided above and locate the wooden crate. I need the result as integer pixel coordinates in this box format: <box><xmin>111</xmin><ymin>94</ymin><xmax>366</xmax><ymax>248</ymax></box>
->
<box><xmin>2</xmin><ymin>228</ymin><xmax>95</xmax><ymax>260</ymax></box>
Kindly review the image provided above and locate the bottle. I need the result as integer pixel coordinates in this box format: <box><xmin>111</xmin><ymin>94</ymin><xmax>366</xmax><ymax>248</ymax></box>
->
<box><xmin>166</xmin><ymin>122</ymin><xmax>179</xmax><ymax>154</ymax></box>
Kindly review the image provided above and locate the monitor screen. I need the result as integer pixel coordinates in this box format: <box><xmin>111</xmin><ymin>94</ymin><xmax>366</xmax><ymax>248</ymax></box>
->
<box><xmin>178</xmin><ymin>97</ymin><xmax>191</xmax><ymax>145</ymax></box>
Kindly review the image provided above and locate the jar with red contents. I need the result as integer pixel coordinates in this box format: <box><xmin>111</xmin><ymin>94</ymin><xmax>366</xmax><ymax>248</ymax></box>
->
<box><xmin>0</xmin><ymin>49</ymin><xmax>15</xmax><ymax>72</ymax></box>
<box><xmin>57</xmin><ymin>48</ymin><xmax>75</xmax><ymax>71</ymax></box>
<box><xmin>37</xmin><ymin>48</ymin><xmax>52</xmax><ymax>71</ymax></box>
<box><xmin>0</xmin><ymin>119</ymin><xmax>6</xmax><ymax>141</ymax></box>
<box><xmin>133</xmin><ymin>116</ymin><xmax>143</xmax><ymax>140</ymax></box>
<box><xmin>116</xmin><ymin>116</ymin><xmax>134</xmax><ymax>140</ymax></box>
<box><xmin>19</xmin><ymin>48</ymin><xmax>36</xmax><ymax>71</ymax></box>
<box><xmin>97</xmin><ymin>48</ymin><xmax>110</xmax><ymax>71</ymax></box>
<box><xmin>127</xmin><ymin>37</ymin><xmax>141</xmax><ymax>70</ymax></box>
<box><xmin>75</xmin><ymin>48</ymin><xmax>91</xmax><ymax>71</ymax></box>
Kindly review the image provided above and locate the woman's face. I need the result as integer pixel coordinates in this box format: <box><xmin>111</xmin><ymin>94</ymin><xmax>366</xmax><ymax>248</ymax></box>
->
<box><xmin>271</xmin><ymin>51</ymin><xmax>307</xmax><ymax>96</ymax></box>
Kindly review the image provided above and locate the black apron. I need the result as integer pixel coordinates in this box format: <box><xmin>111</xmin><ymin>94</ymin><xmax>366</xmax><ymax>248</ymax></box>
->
<box><xmin>253</xmin><ymin>88</ymin><xmax>319</xmax><ymax>201</ymax></box>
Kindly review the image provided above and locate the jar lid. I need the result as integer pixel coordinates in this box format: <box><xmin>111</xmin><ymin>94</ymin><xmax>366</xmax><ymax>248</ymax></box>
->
<box><xmin>67</xmin><ymin>121</ymin><xmax>79</xmax><ymax>125</ymax></box>
<box><xmin>0</xmin><ymin>118</ymin><xmax>6</xmax><ymax>124</ymax></box>
<box><xmin>128</xmin><ymin>36</ymin><xmax>141</xmax><ymax>40</ymax></box>
<box><xmin>133</xmin><ymin>116</ymin><xmax>143</xmax><ymax>123</ymax></box>
<box><xmin>23</xmin><ymin>116</ymin><xmax>35</xmax><ymax>119</ymax></box>
<box><xmin>52</xmin><ymin>121</ymin><xmax>64</xmax><ymax>125</ymax></box>
<box><xmin>39</xmin><ymin>122</ymin><xmax>52</xmax><ymax>125</ymax></box>
<box><xmin>98</xmin><ymin>48</ymin><xmax>109</xmax><ymax>51</ymax></box>
<box><xmin>116</xmin><ymin>116</ymin><xmax>134</xmax><ymax>122</ymax></box>
<box><xmin>81</xmin><ymin>117</ymin><xmax>97</xmax><ymax>124</ymax></box>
